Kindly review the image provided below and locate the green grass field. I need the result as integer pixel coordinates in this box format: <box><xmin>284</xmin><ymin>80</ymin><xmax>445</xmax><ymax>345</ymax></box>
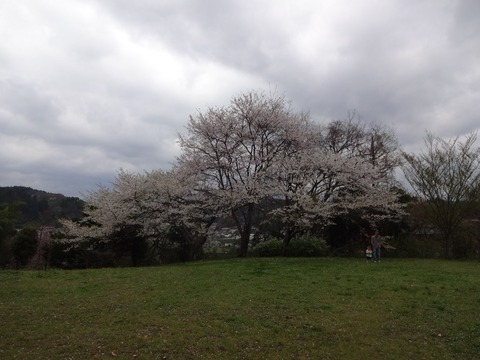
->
<box><xmin>1</xmin><ymin>258</ymin><xmax>479</xmax><ymax>359</ymax></box>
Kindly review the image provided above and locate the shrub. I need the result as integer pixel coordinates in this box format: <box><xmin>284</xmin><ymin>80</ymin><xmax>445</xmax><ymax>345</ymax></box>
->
<box><xmin>287</xmin><ymin>235</ymin><xmax>329</xmax><ymax>257</ymax></box>
<box><xmin>251</xmin><ymin>238</ymin><xmax>284</xmax><ymax>257</ymax></box>
<box><xmin>251</xmin><ymin>235</ymin><xmax>329</xmax><ymax>257</ymax></box>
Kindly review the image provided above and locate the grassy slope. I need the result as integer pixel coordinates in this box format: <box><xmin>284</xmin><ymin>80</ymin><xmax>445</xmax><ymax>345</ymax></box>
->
<box><xmin>1</xmin><ymin>258</ymin><xmax>479</xmax><ymax>359</ymax></box>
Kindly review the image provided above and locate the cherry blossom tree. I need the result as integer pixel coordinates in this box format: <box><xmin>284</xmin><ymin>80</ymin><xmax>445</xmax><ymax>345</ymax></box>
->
<box><xmin>61</xmin><ymin>168</ymin><xmax>216</xmax><ymax>262</ymax></box>
<box><xmin>60</xmin><ymin>170</ymin><xmax>148</xmax><ymax>265</ymax></box>
<box><xmin>315</xmin><ymin>115</ymin><xmax>403</xmax><ymax>249</ymax></box>
<box><xmin>63</xmin><ymin>91</ymin><xmax>404</xmax><ymax>262</ymax></box>
<box><xmin>177</xmin><ymin>91</ymin><xmax>404</xmax><ymax>256</ymax></box>
<box><xmin>269</xmin><ymin>141</ymin><xmax>403</xmax><ymax>251</ymax></box>
<box><xmin>177</xmin><ymin>90</ymin><xmax>311</xmax><ymax>256</ymax></box>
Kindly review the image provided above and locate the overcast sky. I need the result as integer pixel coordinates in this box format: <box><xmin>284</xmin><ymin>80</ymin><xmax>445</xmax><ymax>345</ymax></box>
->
<box><xmin>1</xmin><ymin>0</ymin><xmax>479</xmax><ymax>197</ymax></box>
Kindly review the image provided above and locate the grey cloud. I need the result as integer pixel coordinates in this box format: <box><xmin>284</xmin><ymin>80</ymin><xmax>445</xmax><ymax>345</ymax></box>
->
<box><xmin>1</xmin><ymin>0</ymin><xmax>479</xmax><ymax>196</ymax></box>
<box><xmin>452</xmin><ymin>0</ymin><xmax>480</xmax><ymax>45</ymax></box>
<box><xmin>0</xmin><ymin>79</ymin><xmax>60</xmax><ymax>131</ymax></box>
<box><xmin>94</xmin><ymin>0</ymin><xmax>288</xmax><ymax>70</ymax></box>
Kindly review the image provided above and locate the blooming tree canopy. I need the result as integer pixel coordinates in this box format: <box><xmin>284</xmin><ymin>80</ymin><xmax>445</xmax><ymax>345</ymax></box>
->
<box><xmin>61</xmin><ymin>168</ymin><xmax>216</xmax><ymax>261</ymax></box>
<box><xmin>269</xmin><ymin>133</ymin><xmax>403</xmax><ymax>248</ymax></box>
<box><xmin>177</xmin><ymin>90</ymin><xmax>312</xmax><ymax>256</ymax></box>
<box><xmin>62</xmin><ymin>90</ymin><xmax>404</xmax><ymax>260</ymax></box>
<box><xmin>177</xmin><ymin>91</ymin><xmax>403</xmax><ymax>255</ymax></box>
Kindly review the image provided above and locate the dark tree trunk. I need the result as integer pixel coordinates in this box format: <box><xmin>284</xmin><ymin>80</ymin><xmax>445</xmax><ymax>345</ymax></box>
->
<box><xmin>232</xmin><ymin>204</ymin><xmax>254</xmax><ymax>257</ymax></box>
<box><xmin>179</xmin><ymin>216</ymin><xmax>215</xmax><ymax>261</ymax></box>
<box><xmin>282</xmin><ymin>227</ymin><xmax>294</xmax><ymax>256</ymax></box>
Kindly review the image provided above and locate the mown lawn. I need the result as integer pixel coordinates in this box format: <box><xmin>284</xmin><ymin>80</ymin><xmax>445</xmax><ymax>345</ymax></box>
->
<box><xmin>1</xmin><ymin>258</ymin><xmax>479</xmax><ymax>359</ymax></box>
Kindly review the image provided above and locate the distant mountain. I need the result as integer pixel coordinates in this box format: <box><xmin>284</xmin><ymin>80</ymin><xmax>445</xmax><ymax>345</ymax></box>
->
<box><xmin>0</xmin><ymin>186</ymin><xmax>84</xmax><ymax>227</ymax></box>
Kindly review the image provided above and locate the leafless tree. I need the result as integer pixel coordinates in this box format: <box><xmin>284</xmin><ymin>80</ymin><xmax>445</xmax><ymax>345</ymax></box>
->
<box><xmin>402</xmin><ymin>132</ymin><xmax>480</xmax><ymax>258</ymax></box>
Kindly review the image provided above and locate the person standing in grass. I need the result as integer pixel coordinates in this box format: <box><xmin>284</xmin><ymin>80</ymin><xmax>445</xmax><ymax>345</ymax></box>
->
<box><xmin>371</xmin><ymin>230</ymin><xmax>383</xmax><ymax>262</ymax></box>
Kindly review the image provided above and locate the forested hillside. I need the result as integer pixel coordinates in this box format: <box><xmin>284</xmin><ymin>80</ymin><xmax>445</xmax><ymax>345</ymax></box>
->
<box><xmin>0</xmin><ymin>186</ymin><xmax>84</xmax><ymax>227</ymax></box>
